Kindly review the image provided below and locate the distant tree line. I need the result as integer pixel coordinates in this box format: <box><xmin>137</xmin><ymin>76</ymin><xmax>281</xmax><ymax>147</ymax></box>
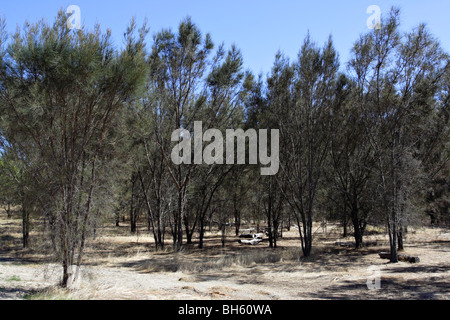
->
<box><xmin>0</xmin><ymin>8</ymin><xmax>448</xmax><ymax>287</ymax></box>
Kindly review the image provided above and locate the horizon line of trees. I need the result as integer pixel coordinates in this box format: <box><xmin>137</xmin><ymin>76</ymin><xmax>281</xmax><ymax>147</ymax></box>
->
<box><xmin>0</xmin><ymin>8</ymin><xmax>448</xmax><ymax>287</ymax></box>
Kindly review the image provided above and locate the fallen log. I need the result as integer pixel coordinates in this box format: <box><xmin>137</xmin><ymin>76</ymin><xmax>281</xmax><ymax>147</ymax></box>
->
<box><xmin>379</xmin><ymin>252</ymin><xmax>420</xmax><ymax>263</ymax></box>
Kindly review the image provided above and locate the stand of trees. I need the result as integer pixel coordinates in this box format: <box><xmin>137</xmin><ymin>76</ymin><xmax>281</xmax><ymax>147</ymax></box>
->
<box><xmin>0</xmin><ymin>8</ymin><xmax>448</xmax><ymax>287</ymax></box>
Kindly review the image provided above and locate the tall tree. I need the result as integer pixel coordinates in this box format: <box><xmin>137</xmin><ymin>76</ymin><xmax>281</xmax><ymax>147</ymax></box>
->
<box><xmin>328</xmin><ymin>74</ymin><xmax>375</xmax><ymax>248</ymax></box>
<box><xmin>348</xmin><ymin>8</ymin><xmax>448</xmax><ymax>261</ymax></box>
<box><xmin>146</xmin><ymin>18</ymin><xmax>250</xmax><ymax>250</ymax></box>
<box><xmin>0</xmin><ymin>12</ymin><xmax>148</xmax><ymax>286</ymax></box>
<box><xmin>268</xmin><ymin>35</ymin><xmax>339</xmax><ymax>257</ymax></box>
<box><xmin>148</xmin><ymin>17</ymin><xmax>214</xmax><ymax>251</ymax></box>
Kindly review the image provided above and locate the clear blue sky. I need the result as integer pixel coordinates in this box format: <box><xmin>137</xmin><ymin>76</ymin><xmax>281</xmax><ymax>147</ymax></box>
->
<box><xmin>1</xmin><ymin>1</ymin><xmax>449</xmax><ymax>76</ymax></box>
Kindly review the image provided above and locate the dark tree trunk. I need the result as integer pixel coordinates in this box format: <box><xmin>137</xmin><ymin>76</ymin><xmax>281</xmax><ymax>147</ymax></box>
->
<box><xmin>234</xmin><ymin>209</ymin><xmax>241</xmax><ymax>237</ymax></box>
<box><xmin>183</xmin><ymin>208</ymin><xmax>197</xmax><ymax>245</ymax></box>
<box><xmin>130</xmin><ymin>210</ymin><xmax>137</xmax><ymax>233</ymax></box>
<box><xmin>388</xmin><ymin>212</ymin><xmax>399</xmax><ymax>263</ymax></box>
<box><xmin>397</xmin><ymin>226</ymin><xmax>405</xmax><ymax>252</ymax></box>
<box><xmin>268</xmin><ymin>218</ymin><xmax>273</xmax><ymax>248</ymax></box>
<box><xmin>299</xmin><ymin>215</ymin><xmax>313</xmax><ymax>258</ymax></box>
<box><xmin>114</xmin><ymin>208</ymin><xmax>120</xmax><ymax>227</ymax></box>
<box><xmin>61</xmin><ymin>261</ymin><xmax>69</xmax><ymax>288</ymax></box>
<box><xmin>185</xmin><ymin>224</ymin><xmax>193</xmax><ymax>245</ymax></box>
<box><xmin>129</xmin><ymin>175</ymin><xmax>138</xmax><ymax>234</ymax></box>
<box><xmin>198</xmin><ymin>218</ymin><xmax>205</xmax><ymax>249</ymax></box>
<box><xmin>6</xmin><ymin>202</ymin><xmax>12</xmax><ymax>219</ymax></box>
<box><xmin>22</xmin><ymin>205</ymin><xmax>30</xmax><ymax>249</ymax></box>
<box><xmin>343</xmin><ymin>221</ymin><xmax>348</xmax><ymax>238</ymax></box>
<box><xmin>351</xmin><ymin>214</ymin><xmax>364</xmax><ymax>249</ymax></box>
<box><xmin>353</xmin><ymin>223</ymin><xmax>363</xmax><ymax>249</ymax></box>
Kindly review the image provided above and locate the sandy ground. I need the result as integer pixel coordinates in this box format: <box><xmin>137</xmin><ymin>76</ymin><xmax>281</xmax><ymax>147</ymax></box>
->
<box><xmin>0</xmin><ymin>216</ymin><xmax>449</xmax><ymax>300</ymax></box>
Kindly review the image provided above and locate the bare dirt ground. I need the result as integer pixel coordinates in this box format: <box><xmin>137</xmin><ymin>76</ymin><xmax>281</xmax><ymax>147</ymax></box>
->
<box><xmin>0</xmin><ymin>214</ymin><xmax>449</xmax><ymax>300</ymax></box>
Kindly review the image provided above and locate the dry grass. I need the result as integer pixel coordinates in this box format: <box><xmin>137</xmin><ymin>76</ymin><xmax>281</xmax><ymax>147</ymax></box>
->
<box><xmin>0</xmin><ymin>214</ymin><xmax>449</xmax><ymax>300</ymax></box>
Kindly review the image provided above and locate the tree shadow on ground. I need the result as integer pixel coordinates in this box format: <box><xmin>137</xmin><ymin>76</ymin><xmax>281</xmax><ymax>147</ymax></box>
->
<box><xmin>0</xmin><ymin>249</ymin><xmax>48</xmax><ymax>265</ymax></box>
<box><xmin>297</xmin><ymin>246</ymin><xmax>384</xmax><ymax>272</ymax></box>
<box><xmin>307</xmin><ymin>276</ymin><xmax>450</xmax><ymax>300</ymax></box>
<box><xmin>383</xmin><ymin>264</ymin><xmax>450</xmax><ymax>274</ymax></box>
<box><xmin>0</xmin><ymin>286</ymin><xmax>45</xmax><ymax>300</ymax></box>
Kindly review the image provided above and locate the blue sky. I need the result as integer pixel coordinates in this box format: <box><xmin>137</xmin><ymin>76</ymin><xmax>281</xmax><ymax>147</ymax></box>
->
<box><xmin>1</xmin><ymin>1</ymin><xmax>449</xmax><ymax>76</ymax></box>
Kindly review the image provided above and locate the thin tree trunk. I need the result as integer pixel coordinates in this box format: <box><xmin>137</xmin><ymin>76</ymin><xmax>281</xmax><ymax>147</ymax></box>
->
<box><xmin>175</xmin><ymin>189</ymin><xmax>185</xmax><ymax>251</ymax></box>
<box><xmin>198</xmin><ymin>217</ymin><xmax>205</xmax><ymax>249</ymax></box>
<box><xmin>221</xmin><ymin>223</ymin><xmax>226</xmax><ymax>248</ymax></box>
<box><xmin>62</xmin><ymin>260</ymin><xmax>69</xmax><ymax>288</ymax></box>
<box><xmin>397</xmin><ymin>227</ymin><xmax>404</xmax><ymax>252</ymax></box>
<box><xmin>22</xmin><ymin>205</ymin><xmax>29</xmax><ymax>249</ymax></box>
<box><xmin>273</xmin><ymin>219</ymin><xmax>279</xmax><ymax>248</ymax></box>
<box><xmin>6</xmin><ymin>202</ymin><xmax>12</xmax><ymax>219</ymax></box>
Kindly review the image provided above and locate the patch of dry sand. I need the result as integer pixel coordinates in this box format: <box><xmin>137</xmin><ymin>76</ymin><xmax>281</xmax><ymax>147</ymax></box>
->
<box><xmin>1</xmin><ymin>217</ymin><xmax>449</xmax><ymax>300</ymax></box>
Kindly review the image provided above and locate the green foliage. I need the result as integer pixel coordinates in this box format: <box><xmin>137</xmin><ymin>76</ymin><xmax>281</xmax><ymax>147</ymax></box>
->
<box><xmin>0</xmin><ymin>10</ymin><xmax>148</xmax><ymax>286</ymax></box>
<box><xmin>0</xmin><ymin>7</ymin><xmax>448</xmax><ymax>267</ymax></box>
